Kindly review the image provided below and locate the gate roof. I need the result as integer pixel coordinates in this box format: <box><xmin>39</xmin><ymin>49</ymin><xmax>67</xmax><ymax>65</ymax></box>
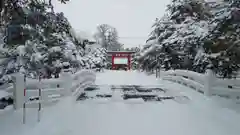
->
<box><xmin>107</xmin><ymin>51</ymin><xmax>135</xmax><ymax>54</ymax></box>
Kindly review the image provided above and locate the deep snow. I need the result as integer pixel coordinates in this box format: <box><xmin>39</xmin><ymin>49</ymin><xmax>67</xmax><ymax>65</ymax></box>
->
<box><xmin>1</xmin><ymin>70</ymin><xmax>240</xmax><ymax>135</ymax></box>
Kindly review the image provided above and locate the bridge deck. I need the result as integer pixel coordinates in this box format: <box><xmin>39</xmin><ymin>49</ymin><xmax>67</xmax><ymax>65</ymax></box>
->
<box><xmin>1</xmin><ymin>70</ymin><xmax>240</xmax><ymax>135</ymax></box>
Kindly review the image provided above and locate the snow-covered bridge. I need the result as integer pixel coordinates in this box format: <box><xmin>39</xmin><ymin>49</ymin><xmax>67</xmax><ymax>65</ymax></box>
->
<box><xmin>1</xmin><ymin>70</ymin><xmax>240</xmax><ymax>135</ymax></box>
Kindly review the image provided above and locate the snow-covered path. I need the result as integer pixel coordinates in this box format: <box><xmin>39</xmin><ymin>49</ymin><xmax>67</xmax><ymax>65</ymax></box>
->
<box><xmin>1</xmin><ymin>70</ymin><xmax>240</xmax><ymax>135</ymax></box>
<box><xmin>95</xmin><ymin>70</ymin><xmax>161</xmax><ymax>85</ymax></box>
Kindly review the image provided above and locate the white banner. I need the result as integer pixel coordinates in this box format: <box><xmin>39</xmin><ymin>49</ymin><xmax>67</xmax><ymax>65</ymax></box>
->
<box><xmin>114</xmin><ymin>57</ymin><xmax>128</xmax><ymax>64</ymax></box>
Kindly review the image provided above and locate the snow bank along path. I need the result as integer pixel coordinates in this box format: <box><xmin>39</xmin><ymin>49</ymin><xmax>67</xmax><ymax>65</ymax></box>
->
<box><xmin>1</xmin><ymin>70</ymin><xmax>240</xmax><ymax>135</ymax></box>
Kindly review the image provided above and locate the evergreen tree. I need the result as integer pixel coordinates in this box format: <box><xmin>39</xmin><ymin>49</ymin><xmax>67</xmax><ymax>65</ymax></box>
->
<box><xmin>138</xmin><ymin>0</ymin><xmax>240</xmax><ymax>78</ymax></box>
<box><xmin>138</xmin><ymin>0</ymin><xmax>210</xmax><ymax>72</ymax></box>
<box><xmin>0</xmin><ymin>0</ymin><xmax>85</xmax><ymax>80</ymax></box>
<box><xmin>195</xmin><ymin>0</ymin><xmax>240</xmax><ymax>78</ymax></box>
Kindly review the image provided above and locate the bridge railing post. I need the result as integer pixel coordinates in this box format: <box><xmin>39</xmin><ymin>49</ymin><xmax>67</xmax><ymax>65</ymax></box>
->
<box><xmin>60</xmin><ymin>72</ymin><xmax>73</xmax><ymax>96</ymax></box>
<box><xmin>204</xmin><ymin>69</ymin><xmax>214</xmax><ymax>96</ymax></box>
<box><xmin>12</xmin><ymin>73</ymin><xmax>25</xmax><ymax>110</ymax></box>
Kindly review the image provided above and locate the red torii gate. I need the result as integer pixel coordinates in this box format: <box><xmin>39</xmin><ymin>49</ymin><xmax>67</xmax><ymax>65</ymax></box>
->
<box><xmin>107</xmin><ymin>51</ymin><xmax>135</xmax><ymax>70</ymax></box>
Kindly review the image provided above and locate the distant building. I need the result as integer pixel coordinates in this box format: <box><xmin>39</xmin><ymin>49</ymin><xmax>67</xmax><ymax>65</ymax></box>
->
<box><xmin>107</xmin><ymin>50</ymin><xmax>136</xmax><ymax>70</ymax></box>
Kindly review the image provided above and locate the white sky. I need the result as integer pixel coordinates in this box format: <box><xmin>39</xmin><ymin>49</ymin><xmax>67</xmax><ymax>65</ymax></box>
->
<box><xmin>53</xmin><ymin>0</ymin><xmax>171</xmax><ymax>48</ymax></box>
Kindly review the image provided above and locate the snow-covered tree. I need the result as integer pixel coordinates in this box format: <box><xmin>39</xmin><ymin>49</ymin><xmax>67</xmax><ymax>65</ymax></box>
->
<box><xmin>94</xmin><ymin>24</ymin><xmax>122</xmax><ymax>51</ymax></box>
<box><xmin>138</xmin><ymin>0</ymin><xmax>210</xmax><ymax>72</ymax></box>
<box><xmin>194</xmin><ymin>0</ymin><xmax>240</xmax><ymax>77</ymax></box>
<box><xmin>81</xmin><ymin>46</ymin><xmax>107</xmax><ymax>69</ymax></box>
<box><xmin>0</xmin><ymin>0</ymin><xmax>86</xmax><ymax>80</ymax></box>
<box><xmin>138</xmin><ymin>0</ymin><xmax>240</xmax><ymax>78</ymax></box>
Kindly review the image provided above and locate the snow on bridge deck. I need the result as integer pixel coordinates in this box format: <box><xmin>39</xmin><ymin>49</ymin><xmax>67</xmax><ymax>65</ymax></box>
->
<box><xmin>1</xmin><ymin>70</ymin><xmax>240</xmax><ymax>135</ymax></box>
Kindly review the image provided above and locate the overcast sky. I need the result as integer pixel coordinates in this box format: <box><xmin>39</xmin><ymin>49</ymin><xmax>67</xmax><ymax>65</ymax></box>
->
<box><xmin>53</xmin><ymin>0</ymin><xmax>171</xmax><ymax>48</ymax></box>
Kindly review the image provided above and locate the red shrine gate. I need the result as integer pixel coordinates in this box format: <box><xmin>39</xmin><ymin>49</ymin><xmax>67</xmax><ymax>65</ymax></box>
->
<box><xmin>107</xmin><ymin>51</ymin><xmax>135</xmax><ymax>70</ymax></box>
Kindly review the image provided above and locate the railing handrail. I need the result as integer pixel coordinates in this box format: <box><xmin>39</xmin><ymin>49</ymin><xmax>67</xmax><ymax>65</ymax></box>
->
<box><xmin>11</xmin><ymin>69</ymin><xmax>96</xmax><ymax>124</ymax></box>
<box><xmin>161</xmin><ymin>69</ymin><xmax>240</xmax><ymax>99</ymax></box>
<box><xmin>12</xmin><ymin>69</ymin><xmax>96</xmax><ymax>109</ymax></box>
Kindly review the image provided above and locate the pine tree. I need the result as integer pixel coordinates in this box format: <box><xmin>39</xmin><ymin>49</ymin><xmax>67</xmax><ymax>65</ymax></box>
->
<box><xmin>196</xmin><ymin>0</ymin><xmax>240</xmax><ymax>78</ymax></box>
<box><xmin>0</xmin><ymin>0</ymin><xmax>85</xmax><ymax>80</ymax></box>
<box><xmin>0</xmin><ymin>0</ymin><xmax>51</xmax><ymax>77</ymax></box>
<box><xmin>139</xmin><ymin>0</ymin><xmax>210</xmax><ymax>71</ymax></box>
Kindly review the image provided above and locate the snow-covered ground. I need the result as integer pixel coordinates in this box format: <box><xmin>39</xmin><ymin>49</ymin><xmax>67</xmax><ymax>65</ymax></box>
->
<box><xmin>96</xmin><ymin>70</ymin><xmax>162</xmax><ymax>85</ymax></box>
<box><xmin>1</xmin><ymin>70</ymin><xmax>240</xmax><ymax>135</ymax></box>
